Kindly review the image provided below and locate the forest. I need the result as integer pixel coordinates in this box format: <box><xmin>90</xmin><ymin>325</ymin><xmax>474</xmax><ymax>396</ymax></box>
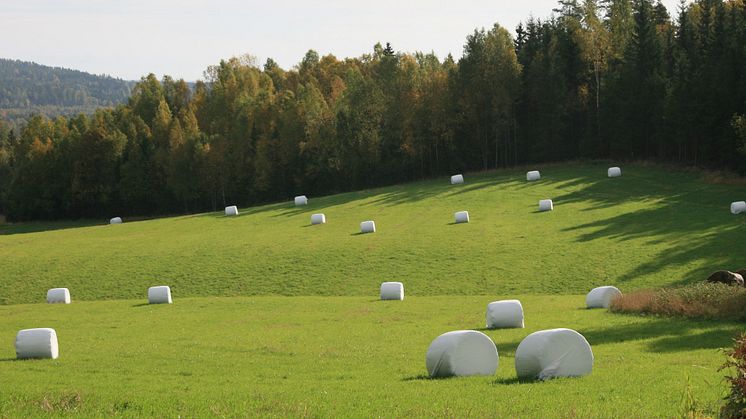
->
<box><xmin>0</xmin><ymin>0</ymin><xmax>744</xmax><ymax>221</ymax></box>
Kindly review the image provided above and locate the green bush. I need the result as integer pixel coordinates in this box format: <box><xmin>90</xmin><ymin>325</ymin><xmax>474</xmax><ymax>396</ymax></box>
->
<box><xmin>721</xmin><ymin>333</ymin><xmax>746</xmax><ymax>418</ymax></box>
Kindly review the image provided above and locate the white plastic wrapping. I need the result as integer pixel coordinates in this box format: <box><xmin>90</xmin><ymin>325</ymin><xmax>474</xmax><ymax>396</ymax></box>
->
<box><xmin>294</xmin><ymin>195</ymin><xmax>308</xmax><ymax>206</ymax></box>
<box><xmin>225</xmin><ymin>205</ymin><xmax>238</xmax><ymax>216</ymax></box>
<box><xmin>539</xmin><ymin>199</ymin><xmax>553</xmax><ymax>212</ymax></box>
<box><xmin>450</xmin><ymin>174</ymin><xmax>464</xmax><ymax>185</ymax></box>
<box><xmin>380</xmin><ymin>282</ymin><xmax>404</xmax><ymax>300</ymax></box>
<box><xmin>311</xmin><ymin>213</ymin><xmax>326</xmax><ymax>225</ymax></box>
<box><xmin>454</xmin><ymin>211</ymin><xmax>470</xmax><ymax>224</ymax></box>
<box><xmin>148</xmin><ymin>285</ymin><xmax>172</xmax><ymax>304</ymax></box>
<box><xmin>15</xmin><ymin>328</ymin><xmax>59</xmax><ymax>359</ymax></box>
<box><xmin>360</xmin><ymin>220</ymin><xmax>376</xmax><ymax>234</ymax></box>
<box><xmin>46</xmin><ymin>288</ymin><xmax>71</xmax><ymax>304</ymax></box>
<box><xmin>731</xmin><ymin>201</ymin><xmax>746</xmax><ymax>215</ymax></box>
<box><xmin>608</xmin><ymin>167</ymin><xmax>622</xmax><ymax>177</ymax></box>
<box><xmin>426</xmin><ymin>330</ymin><xmax>498</xmax><ymax>378</ymax></box>
<box><xmin>527</xmin><ymin>170</ymin><xmax>541</xmax><ymax>181</ymax></box>
<box><xmin>515</xmin><ymin>328</ymin><xmax>593</xmax><ymax>380</ymax></box>
<box><xmin>109</xmin><ymin>217</ymin><xmax>122</xmax><ymax>224</ymax></box>
<box><xmin>586</xmin><ymin>286</ymin><xmax>622</xmax><ymax>309</ymax></box>
<box><xmin>486</xmin><ymin>300</ymin><xmax>524</xmax><ymax>329</ymax></box>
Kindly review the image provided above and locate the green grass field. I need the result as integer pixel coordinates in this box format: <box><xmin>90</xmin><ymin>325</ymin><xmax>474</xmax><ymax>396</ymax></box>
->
<box><xmin>0</xmin><ymin>163</ymin><xmax>744</xmax><ymax>416</ymax></box>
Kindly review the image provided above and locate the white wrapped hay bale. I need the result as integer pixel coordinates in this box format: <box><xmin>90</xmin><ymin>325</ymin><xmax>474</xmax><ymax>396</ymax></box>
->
<box><xmin>360</xmin><ymin>220</ymin><xmax>376</xmax><ymax>234</ymax></box>
<box><xmin>15</xmin><ymin>328</ymin><xmax>59</xmax><ymax>360</ymax></box>
<box><xmin>454</xmin><ymin>211</ymin><xmax>470</xmax><ymax>224</ymax></box>
<box><xmin>380</xmin><ymin>282</ymin><xmax>404</xmax><ymax>300</ymax></box>
<box><xmin>486</xmin><ymin>300</ymin><xmax>524</xmax><ymax>329</ymax></box>
<box><xmin>586</xmin><ymin>286</ymin><xmax>622</xmax><ymax>309</ymax></box>
<box><xmin>608</xmin><ymin>167</ymin><xmax>622</xmax><ymax>177</ymax></box>
<box><xmin>426</xmin><ymin>330</ymin><xmax>498</xmax><ymax>378</ymax></box>
<box><xmin>731</xmin><ymin>201</ymin><xmax>746</xmax><ymax>215</ymax></box>
<box><xmin>527</xmin><ymin>170</ymin><xmax>541</xmax><ymax>181</ymax></box>
<box><xmin>294</xmin><ymin>195</ymin><xmax>308</xmax><ymax>206</ymax></box>
<box><xmin>311</xmin><ymin>213</ymin><xmax>326</xmax><ymax>225</ymax></box>
<box><xmin>109</xmin><ymin>217</ymin><xmax>122</xmax><ymax>224</ymax></box>
<box><xmin>148</xmin><ymin>286</ymin><xmax>172</xmax><ymax>304</ymax></box>
<box><xmin>46</xmin><ymin>288</ymin><xmax>71</xmax><ymax>304</ymax></box>
<box><xmin>515</xmin><ymin>328</ymin><xmax>593</xmax><ymax>380</ymax></box>
<box><xmin>225</xmin><ymin>205</ymin><xmax>238</xmax><ymax>216</ymax></box>
<box><xmin>539</xmin><ymin>199</ymin><xmax>553</xmax><ymax>212</ymax></box>
<box><xmin>450</xmin><ymin>174</ymin><xmax>464</xmax><ymax>185</ymax></box>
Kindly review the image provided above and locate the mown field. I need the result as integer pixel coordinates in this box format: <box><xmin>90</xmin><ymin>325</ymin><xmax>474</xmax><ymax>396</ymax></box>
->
<box><xmin>0</xmin><ymin>163</ymin><xmax>744</xmax><ymax>416</ymax></box>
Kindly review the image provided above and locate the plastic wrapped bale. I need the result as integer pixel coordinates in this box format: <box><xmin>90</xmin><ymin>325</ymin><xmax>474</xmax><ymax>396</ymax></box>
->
<box><xmin>225</xmin><ymin>205</ymin><xmax>238</xmax><ymax>216</ymax></box>
<box><xmin>311</xmin><ymin>213</ymin><xmax>326</xmax><ymax>225</ymax></box>
<box><xmin>539</xmin><ymin>199</ymin><xmax>553</xmax><ymax>212</ymax></box>
<box><xmin>380</xmin><ymin>282</ymin><xmax>404</xmax><ymax>300</ymax></box>
<box><xmin>294</xmin><ymin>195</ymin><xmax>308</xmax><ymax>206</ymax></box>
<box><xmin>731</xmin><ymin>201</ymin><xmax>746</xmax><ymax>215</ymax></box>
<box><xmin>360</xmin><ymin>220</ymin><xmax>376</xmax><ymax>234</ymax></box>
<box><xmin>486</xmin><ymin>300</ymin><xmax>524</xmax><ymax>329</ymax></box>
<box><xmin>110</xmin><ymin>217</ymin><xmax>122</xmax><ymax>224</ymax></box>
<box><xmin>46</xmin><ymin>288</ymin><xmax>71</xmax><ymax>304</ymax></box>
<box><xmin>586</xmin><ymin>286</ymin><xmax>622</xmax><ymax>309</ymax></box>
<box><xmin>148</xmin><ymin>286</ymin><xmax>172</xmax><ymax>304</ymax></box>
<box><xmin>454</xmin><ymin>211</ymin><xmax>470</xmax><ymax>224</ymax></box>
<box><xmin>15</xmin><ymin>328</ymin><xmax>59</xmax><ymax>360</ymax></box>
<box><xmin>608</xmin><ymin>167</ymin><xmax>622</xmax><ymax>178</ymax></box>
<box><xmin>515</xmin><ymin>328</ymin><xmax>593</xmax><ymax>380</ymax></box>
<box><xmin>426</xmin><ymin>330</ymin><xmax>498</xmax><ymax>378</ymax></box>
<box><xmin>527</xmin><ymin>170</ymin><xmax>541</xmax><ymax>181</ymax></box>
<box><xmin>450</xmin><ymin>174</ymin><xmax>464</xmax><ymax>185</ymax></box>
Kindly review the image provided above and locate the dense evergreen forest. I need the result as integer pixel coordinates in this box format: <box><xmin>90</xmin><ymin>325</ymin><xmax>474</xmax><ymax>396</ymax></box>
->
<box><xmin>0</xmin><ymin>0</ymin><xmax>744</xmax><ymax>221</ymax></box>
<box><xmin>0</xmin><ymin>59</ymin><xmax>134</xmax><ymax>128</ymax></box>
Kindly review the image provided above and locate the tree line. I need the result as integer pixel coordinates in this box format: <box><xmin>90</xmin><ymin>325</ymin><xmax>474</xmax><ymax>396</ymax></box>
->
<box><xmin>0</xmin><ymin>0</ymin><xmax>744</xmax><ymax>221</ymax></box>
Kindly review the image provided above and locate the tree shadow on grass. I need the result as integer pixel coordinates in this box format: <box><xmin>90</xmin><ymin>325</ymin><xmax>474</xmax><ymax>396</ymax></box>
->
<box><xmin>0</xmin><ymin>219</ymin><xmax>105</xmax><ymax>236</ymax></box>
<box><xmin>578</xmin><ymin>317</ymin><xmax>741</xmax><ymax>353</ymax></box>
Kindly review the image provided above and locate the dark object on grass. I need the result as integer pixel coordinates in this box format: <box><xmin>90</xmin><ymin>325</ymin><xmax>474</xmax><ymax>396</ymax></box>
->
<box><xmin>706</xmin><ymin>270</ymin><xmax>744</xmax><ymax>287</ymax></box>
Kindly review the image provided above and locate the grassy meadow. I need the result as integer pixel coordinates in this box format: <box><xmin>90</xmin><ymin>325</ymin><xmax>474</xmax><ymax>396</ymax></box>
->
<box><xmin>0</xmin><ymin>162</ymin><xmax>744</xmax><ymax>416</ymax></box>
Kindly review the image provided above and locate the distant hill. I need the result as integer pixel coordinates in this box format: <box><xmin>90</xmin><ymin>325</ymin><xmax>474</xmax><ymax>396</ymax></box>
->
<box><xmin>0</xmin><ymin>58</ymin><xmax>135</xmax><ymax>127</ymax></box>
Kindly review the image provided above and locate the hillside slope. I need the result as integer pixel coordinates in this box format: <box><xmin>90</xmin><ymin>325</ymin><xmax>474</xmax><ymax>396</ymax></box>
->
<box><xmin>0</xmin><ymin>58</ymin><xmax>133</xmax><ymax>126</ymax></box>
<box><xmin>0</xmin><ymin>163</ymin><xmax>744</xmax><ymax>304</ymax></box>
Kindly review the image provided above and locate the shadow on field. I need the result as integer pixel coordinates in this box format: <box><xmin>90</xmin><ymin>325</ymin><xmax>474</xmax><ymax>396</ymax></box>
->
<box><xmin>554</xmin><ymin>168</ymin><xmax>746</xmax><ymax>286</ymax></box>
<box><xmin>579</xmin><ymin>318</ymin><xmax>741</xmax><ymax>353</ymax></box>
<box><xmin>492</xmin><ymin>376</ymin><xmax>539</xmax><ymax>385</ymax></box>
<box><xmin>402</xmin><ymin>374</ymin><xmax>450</xmax><ymax>381</ymax></box>
<box><xmin>0</xmin><ymin>220</ymin><xmax>103</xmax><ymax>236</ymax></box>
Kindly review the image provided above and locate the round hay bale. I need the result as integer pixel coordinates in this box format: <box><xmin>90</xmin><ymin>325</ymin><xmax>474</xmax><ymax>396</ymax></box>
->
<box><xmin>360</xmin><ymin>220</ymin><xmax>376</xmax><ymax>234</ymax></box>
<box><xmin>486</xmin><ymin>300</ymin><xmax>524</xmax><ymax>329</ymax></box>
<box><xmin>454</xmin><ymin>211</ymin><xmax>470</xmax><ymax>224</ymax></box>
<box><xmin>586</xmin><ymin>286</ymin><xmax>622</xmax><ymax>308</ymax></box>
<box><xmin>450</xmin><ymin>174</ymin><xmax>464</xmax><ymax>185</ymax></box>
<box><xmin>294</xmin><ymin>195</ymin><xmax>308</xmax><ymax>206</ymax></box>
<box><xmin>46</xmin><ymin>288</ymin><xmax>71</xmax><ymax>304</ymax></box>
<box><xmin>225</xmin><ymin>205</ymin><xmax>238</xmax><ymax>216</ymax></box>
<box><xmin>148</xmin><ymin>286</ymin><xmax>172</xmax><ymax>304</ymax></box>
<box><xmin>539</xmin><ymin>199</ymin><xmax>553</xmax><ymax>212</ymax></box>
<box><xmin>706</xmin><ymin>270</ymin><xmax>744</xmax><ymax>287</ymax></box>
<box><xmin>311</xmin><ymin>213</ymin><xmax>326</xmax><ymax>225</ymax></box>
<box><xmin>515</xmin><ymin>328</ymin><xmax>593</xmax><ymax>380</ymax></box>
<box><xmin>426</xmin><ymin>330</ymin><xmax>498</xmax><ymax>378</ymax></box>
<box><xmin>730</xmin><ymin>201</ymin><xmax>746</xmax><ymax>215</ymax></box>
<box><xmin>109</xmin><ymin>217</ymin><xmax>122</xmax><ymax>224</ymax></box>
<box><xmin>15</xmin><ymin>328</ymin><xmax>59</xmax><ymax>360</ymax></box>
<box><xmin>608</xmin><ymin>167</ymin><xmax>622</xmax><ymax>178</ymax></box>
<box><xmin>527</xmin><ymin>170</ymin><xmax>541</xmax><ymax>181</ymax></box>
<box><xmin>380</xmin><ymin>282</ymin><xmax>404</xmax><ymax>300</ymax></box>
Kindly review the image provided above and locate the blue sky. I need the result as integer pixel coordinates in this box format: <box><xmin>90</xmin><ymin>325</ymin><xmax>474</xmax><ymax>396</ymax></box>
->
<box><xmin>0</xmin><ymin>0</ymin><xmax>685</xmax><ymax>81</ymax></box>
